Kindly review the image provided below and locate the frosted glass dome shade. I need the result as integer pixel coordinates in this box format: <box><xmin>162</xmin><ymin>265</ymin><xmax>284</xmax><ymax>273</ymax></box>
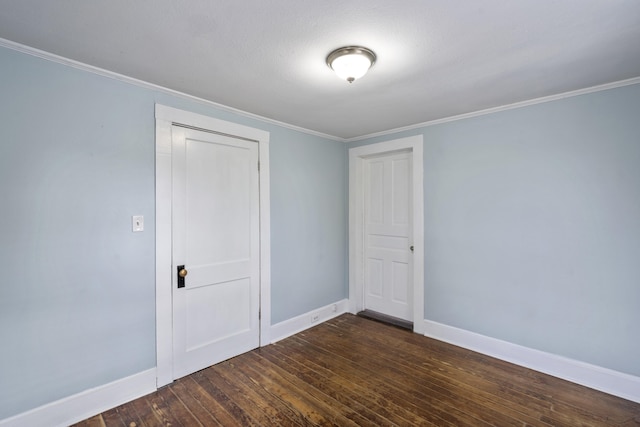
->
<box><xmin>327</xmin><ymin>46</ymin><xmax>376</xmax><ymax>83</ymax></box>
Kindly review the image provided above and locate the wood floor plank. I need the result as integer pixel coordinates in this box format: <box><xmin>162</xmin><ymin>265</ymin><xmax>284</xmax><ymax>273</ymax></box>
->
<box><xmin>145</xmin><ymin>386</ymin><xmax>196</xmax><ymax>427</ymax></box>
<box><xmin>110</xmin><ymin>398</ymin><xmax>148</xmax><ymax>427</ymax></box>
<box><xmin>167</xmin><ymin>378</ymin><xmax>221</xmax><ymax>426</ymax></box>
<box><xmin>299</xmin><ymin>319</ymin><xmax>557</xmax><ymax>426</ymax></box>
<box><xmin>99</xmin><ymin>407</ymin><xmax>127</xmax><ymax>427</ymax></box>
<box><xmin>284</xmin><ymin>333</ymin><xmax>540</xmax><ymax>427</ymax></box>
<box><xmin>281</xmin><ymin>334</ymin><xmax>488</xmax><ymax>426</ymax></box>
<box><xmin>249</xmin><ymin>350</ymin><xmax>392</xmax><ymax>427</ymax></box>
<box><xmin>376</xmin><ymin>318</ymin><xmax>639</xmax><ymax>425</ymax></box>
<box><xmin>262</xmin><ymin>341</ymin><xmax>435</xmax><ymax>426</ymax></box>
<box><xmin>75</xmin><ymin>314</ymin><xmax>640</xmax><ymax>427</ymax></box>
<box><xmin>188</xmin><ymin>373</ymin><xmax>247</xmax><ymax>426</ymax></box>
<box><xmin>270</xmin><ymin>335</ymin><xmax>468</xmax><ymax>426</ymax></box>
<box><xmin>216</xmin><ymin>358</ymin><xmax>315</xmax><ymax>426</ymax></box>
<box><xmin>318</xmin><ymin>315</ymin><xmax>635</xmax><ymax>426</ymax></box>
<box><xmin>238</xmin><ymin>351</ymin><xmax>365</xmax><ymax>426</ymax></box>
<box><xmin>202</xmin><ymin>363</ymin><xmax>295</xmax><ymax>426</ymax></box>
<box><xmin>127</xmin><ymin>392</ymin><xmax>164</xmax><ymax>427</ymax></box>
<box><xmin>71</xmin><ymin>415</ymin><xmax>106</xmax><ymax>427</ymax></box>
<box><xmin>98</xmin><ymin>408</ymin><xmax>125</xmax><ymax>427</ymax></box>
<box><xmin>207</xmin><ymin>359</ymin><xmax>306</xmax><ymax>427</ymax></box>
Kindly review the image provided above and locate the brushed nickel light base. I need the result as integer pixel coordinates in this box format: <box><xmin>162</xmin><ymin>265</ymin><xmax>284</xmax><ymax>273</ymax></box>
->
<box><xmin>327</xmin><ymin>46</ymin><xmax>376</xmax><ymax>83</ymax></box>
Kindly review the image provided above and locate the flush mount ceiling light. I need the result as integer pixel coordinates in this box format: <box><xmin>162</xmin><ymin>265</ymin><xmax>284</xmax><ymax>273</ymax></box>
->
<box><xmin>326</xmin><ymin>46</ymin><xmax>376</xmax><ymax>83</ymax></box>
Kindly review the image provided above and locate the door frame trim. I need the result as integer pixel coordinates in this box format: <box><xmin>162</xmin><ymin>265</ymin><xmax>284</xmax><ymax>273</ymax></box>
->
<box><xmin>154</xmin><ymin>104</ymin><xmax>271</xmax><ymax>387</ymax></box>
<box><xmin>348</xmin><ymin>135</ymin><xmax>424</xmax><ymax>334</ymax></box>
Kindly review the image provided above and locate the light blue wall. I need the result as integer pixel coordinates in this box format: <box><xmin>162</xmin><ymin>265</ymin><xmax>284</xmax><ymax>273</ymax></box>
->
<box><xmin>2</xmin><ymin>38</ymin><xmax>637</xmax><ymax>421</ymax></box>
<box><xmin>270</xmin><ymin>128</ymin><xmax>348</xmax><ymax>323</ymax></box>
<box><xmin>350</xmin><ymin>83</ymin><xmax>640</xmax><ymax>377</ymax></box>
<box><xmin>0</xmin><ymin>46</ymin><xmax>347</xmax><ymax>419</ymax></box>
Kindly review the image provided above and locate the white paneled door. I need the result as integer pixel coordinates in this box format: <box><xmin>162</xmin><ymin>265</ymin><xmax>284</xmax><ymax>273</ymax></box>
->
<box><xmin>363</xmin><ymin>150</ymin><xmax>413</xmax><ymax>321</ymax></box>
<box><xmin>171</xmin><ymin>126</ymin><xmax>260</xmax><ymax>380</ymax></box>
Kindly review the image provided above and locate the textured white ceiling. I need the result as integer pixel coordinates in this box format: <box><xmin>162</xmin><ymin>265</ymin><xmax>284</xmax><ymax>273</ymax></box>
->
<box><xmin>1</xmin><ymin>1</ymin><xmax>639</xmax><ymax>139</ymax></box>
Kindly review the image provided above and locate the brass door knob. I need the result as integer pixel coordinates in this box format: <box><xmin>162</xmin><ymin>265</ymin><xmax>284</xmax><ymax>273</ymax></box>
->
<box><xmin>179</xmin><ymin>268</ymin><xmax>188</xmax><ymax>278</ymax></box>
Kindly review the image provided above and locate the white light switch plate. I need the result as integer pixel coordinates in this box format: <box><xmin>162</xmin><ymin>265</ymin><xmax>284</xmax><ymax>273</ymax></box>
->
<box><xmin>132</xmin><ymin>215</ymin><xmax>144</xmax><ymax>232</ymax></box>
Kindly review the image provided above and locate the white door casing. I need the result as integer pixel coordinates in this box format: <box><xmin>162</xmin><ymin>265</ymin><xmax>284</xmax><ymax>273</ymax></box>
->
<box><xmin>155</xmin><ymin>105</ymin><xmax>271</xmax><ymax>387</ymax></box>
<box><xmin>363</xmin><ymin>150</ymin><xmax>413</xmax><ymax>321</ymax></box>
<box><xmin>171</xmin><ymin>126</ymin><xmax>259</xmax><ymax>379</ymax></box>
<box><xmin>349</xmin><ymin>135</ymin><xmax>424</xmax><ymax>333</ymax></box>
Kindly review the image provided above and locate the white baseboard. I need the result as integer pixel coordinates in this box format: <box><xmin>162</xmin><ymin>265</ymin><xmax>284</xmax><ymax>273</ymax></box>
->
<box><xmin>0</xmin><ymin>369</ymin><xmax>157</xmax><ymax>427</ymax></box>
<box><xmin>1</xmin><ymin>300</ymin><xmax>349</xmax><ymax>426</ymax></box>
<box><xmin>270</xmin><ymin>299</ymin><xmax>349</xmax><ymax>343</ymax></box>
<box><xmin>423</xmin><ymin>319</ymin><xmax>640</xmax><ymax>404</ymax></box>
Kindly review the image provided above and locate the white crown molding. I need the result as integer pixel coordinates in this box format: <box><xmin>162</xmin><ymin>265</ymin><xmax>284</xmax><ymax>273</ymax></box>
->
<box><xmin>0</xmin><ymin>37</ymin><xmax>342</xmax><ymax>142</ymax></box>
<box><xmin>423</xmin><ymin>319</ymin><xmax>640</xmax><ymax>404</ymax></box>
<box><xmin>2</xmin><ymin>37</ymin><xmax>639</xmax><ymax>145</ymax></box>
<box><xmin>0</xmin><ymin>369</ymin><xmax>156</xmax><ymax>427</ymax></box>
<box><xmin>347</xmin><ymin>76</ymin><xmax>640</xmax><ymax>142</ymax></box>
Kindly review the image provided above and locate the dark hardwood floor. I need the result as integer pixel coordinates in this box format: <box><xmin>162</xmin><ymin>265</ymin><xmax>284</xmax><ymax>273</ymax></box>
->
<box><xmin>74</xmin><ymin>314</ymin><xmax>640</xmax><ymax>426</ymax></box>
